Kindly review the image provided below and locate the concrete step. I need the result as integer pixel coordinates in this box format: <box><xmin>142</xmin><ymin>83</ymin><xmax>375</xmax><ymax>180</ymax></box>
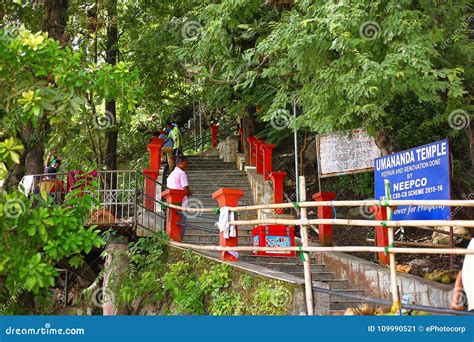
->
<box><xmin>329</xmin><ymin>310</ymin><xmax>346</xmax><ymax>316</ymax></box>
<box><xmin>329</xmin><ymin>289</ymin><xmax>366</xmax><ymax>301</ymax></box>
<box><xmin>330</xmin><ymin>300</ymin><xmax>365</xmax><ymax>310</ymax></box>
<box><xmin>251</xmin><ymin>261</ymin><xmax>326</xmax><ymax>272</ymax></box>
<box><xmin>187</xmin><ymin>165</ymin><xmax>238</xmax><ymax>169</ymax></box>
<box><xmin>287</xmin><ymin>271</ymin><xmax>336</xmax><ymax>280</ymax></box>
<box><xmin>188</xmin><ymin>181</ymin><xmax>251</xmax><ymax>185</ymax></box>
<box><xmin>315</xmin><ymin>279</ymin><xmax>349</xmax><ymax>290</ymax></box>
<box><xmin>182</xmin><ymin>228</ymin><xmax>254</xmax><ymax>235</ymax></box>
<box><xmin>239</xmin><ymin>254</ymin><xmax>319</xmax><ymax>263</ymax></box>
<box><xmin>182</xmin><ymin>234</ymin><xmax>252</xmax><ymax>243</ymax></box>
<box><xmin>186</xmin><ymin>170</ymin><xmax>247</xmax><ymax>174</ymax></box>
<box><xmin>181</xmin><ymin>240</ymin><xmax>252</xmax><ymax>246</ymax></box>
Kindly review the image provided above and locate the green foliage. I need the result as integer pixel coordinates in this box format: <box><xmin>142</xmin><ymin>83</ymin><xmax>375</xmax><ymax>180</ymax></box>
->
<box><xmin>113</xmin><ymin>233</ymin><xmax>169</xmax><ymax>307</ymax></box>
<box><xmin>251</xmin><ymin>281</ymin><xmax>292</xmax><ymax>315</ymax></box>
<box><xmin>111</xmin><ymin>244</ymin><xmax>294</xmax><ymax>315</ymax></box>
<box><xmin>0</xmin><ymin>187</ymin><xmax>105</xmax><ymax>314</ymax></box>
<box><xmin>0</xmin><ymin>24</ymin><xmax>143</xmax><ymax>171</ymax></box>
<box><xmin>0</xmin><ymin>137</ymin><xmax>24</xmax><ymax>167</ymax></box>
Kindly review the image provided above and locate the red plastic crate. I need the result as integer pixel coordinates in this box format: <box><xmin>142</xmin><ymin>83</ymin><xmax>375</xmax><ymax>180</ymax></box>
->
<box><xmin>252</xmin><ymin>225</ymin><xmax>295</xmax><ymax>257</ymax></box>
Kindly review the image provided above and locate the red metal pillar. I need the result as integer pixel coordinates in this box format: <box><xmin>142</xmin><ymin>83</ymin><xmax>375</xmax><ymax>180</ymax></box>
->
<box><xmin>211</xmin><ymin>124</ymin><xmax>218</xmax><ymax>148</ymax></box>
<box><xmin>247</xmin><ymin>136</ymin><xmax>257</xmax><ymax>166</ymax></box>
<box><xmin>143</xmin><ymin>170</ymin><xmax>159</xmax><ymax>211</ymax></box>
<box><xmin>255</xmin><ymin>139</ymin><xmax>264</xmax><ymax>175</ymax></box>
<box><xmin>270</xmin><ymin>171</ymin><xmax>287</xmax><ymax>214</ymax></box>
<box><xmin>312</xmin><ymin>192</ymin><xmax>336</xmax><ymax>246</ymax></box>
<box><xmin>261</xmin><ymin>143</ymin><xmax>276</xmax><ymax>180</ymax></box>
<box><xmin>148</xmin><ymin>137</ymin><xmax>164</xmax><ymax>173</ymax></box>
<box><xmin>212</xmin><ymin>188</ymin><xmax>244</xmax><ymax>261</ymax></box>
<box><xmin>162</xmin><ymin>189</ymin><xmax>187</xmax><ymax>242</ymax></box>
<box><xmin>143</xmin><ymin>137</ymin><xmax>164</xmax><ymax>211</ymax></box>
<box><xmin>370</xmin><ymin>205</ymin><xmax>390</xmax><ymax>265</ymax></box>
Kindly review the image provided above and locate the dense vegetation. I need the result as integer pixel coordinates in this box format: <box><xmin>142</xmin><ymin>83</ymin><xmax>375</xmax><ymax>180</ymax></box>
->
<box><xmin>0</xmin><ymin>0</ymin><xmax>472</xmax><ymax>313</ymax></box>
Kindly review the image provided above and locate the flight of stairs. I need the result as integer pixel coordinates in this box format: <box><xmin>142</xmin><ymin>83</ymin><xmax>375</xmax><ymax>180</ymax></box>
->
<box><xmin>176</xmin><ymin>154</ymin><xmax>366</xmax><ymax>314</ymax></box>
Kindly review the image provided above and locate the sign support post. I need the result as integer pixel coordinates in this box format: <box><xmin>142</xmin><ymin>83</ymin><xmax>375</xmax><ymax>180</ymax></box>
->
<box><xmin>385</xmin><ymin>179</ymin><xmax>400</xmax><ymax>314</ymax></box>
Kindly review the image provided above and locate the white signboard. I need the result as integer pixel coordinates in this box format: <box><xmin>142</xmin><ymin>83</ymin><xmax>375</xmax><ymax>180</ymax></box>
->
<box><xmin>316</xmin><ymin>129</ymin><xmax>381</xmax><ymax>178</ymax></box>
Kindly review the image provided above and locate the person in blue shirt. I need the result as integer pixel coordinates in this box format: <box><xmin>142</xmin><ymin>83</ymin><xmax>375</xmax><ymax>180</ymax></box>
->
<box><xmin>155</xmin><ymin>128</ymin><xmax>175</xmax><ymax>170</ymax></box>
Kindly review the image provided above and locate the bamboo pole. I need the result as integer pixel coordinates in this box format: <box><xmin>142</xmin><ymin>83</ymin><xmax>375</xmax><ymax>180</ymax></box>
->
<box><xmin>228</xmin><ymin>218</ymin><xmax>474</xmax><ymax>228</ymax></box>
<box><xmin>299</xmin><ymin>176</ymin><xmax>314</xmax><ymax>316</ymax></box>
<box><xmin>229</xmin><ymin>199</ymin><xmax>474</xmax><ymax>212</ymax></box>
<box><xmin>168</xmin><ymin>241</ymin><xmax>474</xmax><ymax>255</ymax></box>
<box><xmin>164</xmin><ymin>199</ymin><xmax>474</xmax><ymax>213</ymax></box>
<box><xmin>384</xmin><ymin>179</ymin><xmax>400</xmax><ymax>312</ymax></box>
<box><xmin>367</xmin><ymin>239</ymin><xmax>447</xmax><ymax>249</ymax></box>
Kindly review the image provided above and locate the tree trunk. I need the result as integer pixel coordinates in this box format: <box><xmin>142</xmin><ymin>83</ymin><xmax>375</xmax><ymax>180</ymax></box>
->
<box><xmin>466</xmin><ymin>120</ymin><xmax>474</xmax><ymax>170</ymax></box>
<box><xmin>44</xmin><ymin>0</ymin><xmax>69</xmax><ymax>45</ymax></box>
<box><xmin>374</xmin><ymin>129</ymin><xmax>397</xmax><ymax>156</ymax></box>
<box><xmin>102</xmin><ymin>238</ymin><xmax>129</xmax><ymax>315</ymax></box>
<box><xmin>6</xmin><ymin>0</ymin><xmax>69</xmax><ymax>186</ymax></box>
<box><xmin>104</xmin><ymin>0</ymin><xmax>118</xmax><ymax>170</ymax></box>
<box><xmin>242</xmin><ymin>106</ymin><xmax>256</xmax><ymax>165</ymax></box>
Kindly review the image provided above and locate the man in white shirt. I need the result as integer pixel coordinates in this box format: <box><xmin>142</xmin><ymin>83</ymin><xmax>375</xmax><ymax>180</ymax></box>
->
<box><xmin>166</xmin><ymin>156</ymin><xmax>192</xmax><ymax>240</ymax></box>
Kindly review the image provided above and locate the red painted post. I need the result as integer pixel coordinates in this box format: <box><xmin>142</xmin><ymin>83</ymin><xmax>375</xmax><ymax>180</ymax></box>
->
<box><xmin>143</xmin><ymin>169</ymin><xmax>159</xmax><ymax>211</ymax></box>
<box><xmin>270</xmin><ymin>171</ymin><xmax>287</xmax><ymax>214</ymax></box>
<box><xmin>162</xmin><ymin>189</ymin><xmax>188</xmax><ymax>242</ymax></box>
<box><xmin>212</xmin><ymin>188</ymin><xmax>244</xmax><ymax>262</ymax></box>
<box><xmin>255</xmin><ymin>139</ymin><xmax>264</xmax><ymax>175</ymax></box>
<box><xmin>370</xmin><ymin>205</ymin><xmax>390</xmax><ymax>265</ymax></box>
<box><xmin>261</xmin><ymin>143</ymin><xmax>276</xmax><ymax>180</ymax></box>
<box><xmin>210</xmin><ymin>124</ymin><xmax>218</xmax><ymax>148</ymax></box>
<box><xmin>247</xmin><ymin>136</ymin><xmax>257</xmax><ymax>166</ymax></box>
<box><xmin>312</xmin><ymin>192</ymin><xmax>336</xmax><ymax>246</ymax></box>
<box><xmin>143</xmin><ymin>137</ymin><xmax>164</xmax><ymax>211</ymax></box>
<box><xmin>148</xmin><ymin>137</ymin><xmax>164</xmax><ymax>173</ymax></box>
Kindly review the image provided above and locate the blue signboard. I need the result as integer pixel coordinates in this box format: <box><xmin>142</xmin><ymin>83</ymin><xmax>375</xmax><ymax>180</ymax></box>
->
<box><xmin>374</xmin><ymin>140</ymin><xmax>451</xmax><ymax>220</ymax></box>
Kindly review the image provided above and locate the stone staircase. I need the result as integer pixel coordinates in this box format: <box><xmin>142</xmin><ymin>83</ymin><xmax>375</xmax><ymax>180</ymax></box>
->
<box><xmin>178</xmin><ymin>154</ymin><xmax>366</xmax><ymax>314</ymax></box>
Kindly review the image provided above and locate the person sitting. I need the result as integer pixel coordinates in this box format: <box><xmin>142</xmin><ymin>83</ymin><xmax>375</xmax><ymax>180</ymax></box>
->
<box><xmin>44</xmin><ymin>149</ymin><xmax>60</xmax><ymax>173</ymax></box>
<box><xmin>45</xmin><ymin>159</ymin><xmax>61</xmax><ymax>175</ymax></box>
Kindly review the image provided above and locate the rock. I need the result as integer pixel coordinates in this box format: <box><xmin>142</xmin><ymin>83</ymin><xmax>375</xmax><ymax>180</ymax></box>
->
<box><xmin>217</xmin><ymin>136</ymin><xmax>239</xmax><ymax>162</ymax></box>
<box><xmin>431</xmin><ymin>226</ymin><xmax>469</xmax><ymax>245</ymax></box>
